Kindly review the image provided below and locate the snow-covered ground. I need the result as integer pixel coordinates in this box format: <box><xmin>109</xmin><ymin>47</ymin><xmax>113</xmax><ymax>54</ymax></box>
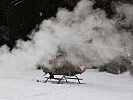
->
<box><xmin>0</xmin><ymin>69</ymin><xmax>133</xmax><ymax>100</ymax></box>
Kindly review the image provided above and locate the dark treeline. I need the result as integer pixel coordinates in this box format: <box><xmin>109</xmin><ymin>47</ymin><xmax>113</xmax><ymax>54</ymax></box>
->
<box><xmin>0</xmin><ymin>0</ymin><xmax>132</xmax><ymax>50</ymax></box>
<box><xmin>0</xmin><ymin>0</ymin><xmax>79</xmax><ymax>49</ymax></box>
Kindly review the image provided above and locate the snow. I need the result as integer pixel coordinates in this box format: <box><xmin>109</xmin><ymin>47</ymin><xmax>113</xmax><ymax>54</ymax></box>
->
<box><xmin>0</xmin><ymin>69</ymin><xmax>133</xmax><ymax>100</ymax></box>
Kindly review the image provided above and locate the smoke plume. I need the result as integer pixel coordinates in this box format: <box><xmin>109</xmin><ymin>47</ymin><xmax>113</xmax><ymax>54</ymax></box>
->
<box><xmin>0</xmin><ymin>0</ymin><xmax>133</xmax><ymax>77</ymax></box>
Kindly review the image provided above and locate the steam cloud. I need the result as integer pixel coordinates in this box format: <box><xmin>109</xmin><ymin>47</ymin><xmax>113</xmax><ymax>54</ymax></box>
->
<box><xmin>0</xmin><ymin>0</ymin><xmax>133</xmax><ymax>77</ymax></box>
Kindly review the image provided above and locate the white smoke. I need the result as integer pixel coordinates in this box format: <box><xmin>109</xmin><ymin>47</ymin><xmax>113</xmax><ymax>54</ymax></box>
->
<box><xmin>0</xmin><ymin>0</ymin><xmax>133</xmax><ymax>77</ymax></box>
<box><xmin>116</xmin><ymin>3</ymin><xmax>133</xmax><ymax>28</ymax></box>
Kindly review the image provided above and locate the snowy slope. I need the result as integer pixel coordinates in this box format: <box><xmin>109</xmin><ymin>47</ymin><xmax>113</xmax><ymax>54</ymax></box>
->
<box><xmin>0</xmin><ymin>69</ymin><xmax>133</xmax><ymax>100</ymax></box>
